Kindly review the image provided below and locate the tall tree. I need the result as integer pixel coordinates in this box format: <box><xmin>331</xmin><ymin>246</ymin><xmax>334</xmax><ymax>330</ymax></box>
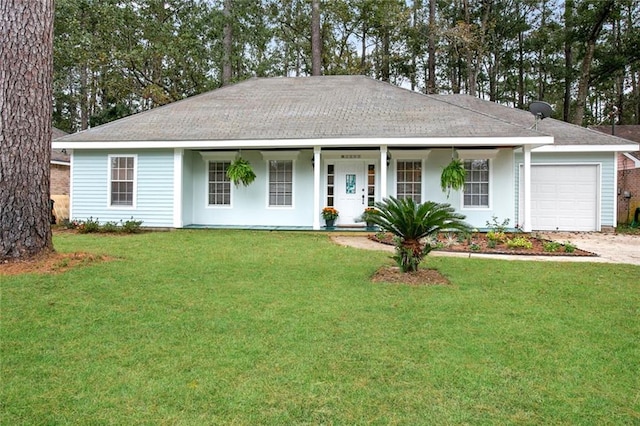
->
<box><xmin>222</xmin><ymin>0</ymin><xmax>233</xmax><ymax>85</ymax></box>
<box><xmin>311</xmin><ymin>0</ymin><xmax>322</xmax><ymax>75</ymax></box>
<box><xmin>572</xmin><ymin>0</ymin><xmax>616</xmax><ymax>125</ymax></box>
<box><xmin>0</xmin><ymin>0</ymin><xmax>55</xmax><ymax>260</ymax></box>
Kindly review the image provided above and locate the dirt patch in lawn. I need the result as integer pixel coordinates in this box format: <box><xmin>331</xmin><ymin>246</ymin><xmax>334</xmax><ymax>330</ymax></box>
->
<box><xmin>371</xmin><ymin>266</ymin><xmax>451</xmax><ymax>286</ymax></box>
<box><xmin>0</xmin><ymin>252</ymin><xmax>111</xmax><ymax>276</ymax></box>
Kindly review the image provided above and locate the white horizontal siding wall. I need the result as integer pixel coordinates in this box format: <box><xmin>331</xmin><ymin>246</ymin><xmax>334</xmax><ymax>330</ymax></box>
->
<box><xmin>189</xmin><ymin>149</ymin><xmax>315</xmax><ymax>227</ymax></box>
<box><xmin>388</xmin><ymin>148</ymin><xmax>516</xmax><ymax>229</ymax></box>
<box><xmin>71</xmin><ymin>150</ymin><xmax>175</xmax><ymax>227</ymax></box>
<box><xmin>514</xmin><ymin>151</ymin><xmax>616</xmax><ymax>229</ymax></box>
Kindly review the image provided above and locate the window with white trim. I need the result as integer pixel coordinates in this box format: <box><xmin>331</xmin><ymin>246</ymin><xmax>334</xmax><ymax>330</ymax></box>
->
<box><xmin>269</xmin><ymin>160</ymin><xmax>293</xmax><ymax>206</ymax></box>
<box><xmin>463</xmin><ymin>159</ymin><xmax>489</xmax><ymax>208</ymax></box>
<box><xmin>208</xmin><ymin>161</ymin><xmax>231</xmax><ymax>206</ymax></box>
<box><xmin>396</xmin><ymin>160</ymin><xmax>422</xmax><ymax>202</ymax></box>
<box><xmin>109</xmin><ymin>156</ymin><xmax>135</xmax><ymax>207</ymax></box>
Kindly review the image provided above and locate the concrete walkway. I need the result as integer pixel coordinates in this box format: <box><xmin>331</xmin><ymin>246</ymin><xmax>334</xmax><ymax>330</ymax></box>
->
<box><xmin>331</xmin><ymin>232</ymin><xmax>640</xmax><ymax>266</ymax></box>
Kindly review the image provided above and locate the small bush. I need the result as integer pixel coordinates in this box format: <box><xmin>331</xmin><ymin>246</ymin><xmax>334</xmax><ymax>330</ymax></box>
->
<box><xmin>486</xmin><ymin>230</ymin><xmax>506</xmax><ymax>242</ymax></box>
<box><xmin>100</xmin><ymin>221</ymin><xmax>120</xmax><ymax>233</ymax></box>
<box><xmin>563</xmin><ymin>241</ymin><xmax>576</xmax><ymax>253</ymax></box>
<box><xmin>486</xmin><ymin>216</ymin><xmax>510</xmax><ymax>233</ymax></box>
<box><xmin>76</xmin><ymin>217</ymin><xmax>101</xmax><ymax>234</ymax></box>
<box><xmin>121</xmin><ymin>217</ymin><xmax>143</xmax><ymax>234</ymax></box>
<box><xmin>69</xmin><ymin>216</ymin><xmax>143</xmax><ymax>234</ymax></box>
<box><xmin>487</xmin><ymin>239</ymin><xmax>497</xmax><ymax>249</ymax></box>
<box><xmin>506</xmin><ymin>236</ymin><xmax>533</xmax><ymax>249</ymax></box>
<box><xmin>470</xmin><ymin>243</ymin><xmax>481</xmax><ymax>252</ymax></box>
<box><xmin>543</xmin><ymin>241</ymin><xmax>562</xmax><ymax>252</ymax></box>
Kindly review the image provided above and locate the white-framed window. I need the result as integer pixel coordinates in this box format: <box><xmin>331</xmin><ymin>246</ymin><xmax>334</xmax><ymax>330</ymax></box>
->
<box><xmin>396</xmin><ymin>160</ymin><xmax>422</xmax><ymax>202</ymax></box>
<box><xmin>268</xmin><ymin>160</ymin><xmax>293</xmax><ymax>206</ymax></box>
<box><xmin>208</xmin><ymin>161</ymin><xmax>231</xmax><ymax>206</ymax></box>
<box><xmin>108</xmin><ymin>155</ymin><xmax>136</xmax><ymax>208</ymax></box>
<box><xmin>463</xmin><ymin>159</ymin><xmax>490</xmax><ymax>208</ymax></box>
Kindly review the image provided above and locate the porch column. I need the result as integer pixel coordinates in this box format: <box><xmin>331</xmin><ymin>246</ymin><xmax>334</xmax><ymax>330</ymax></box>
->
<box><xmin>173</xmin><ymin>148</ymin><xmax>184</xmax><ymax>228</ymax></box>
<box><xmin>313</xmin><ymin>146</ymin><xmax>321</xmax><ymax>230</ymax></box>
<box><xmin>380</xmin><ymin>145</ymin><xmax>388</xmax><ymax>199</ymax></box>
<box><xmin>522</xmin><ymin>145</ymin><xmax>532</xmax><ymax>232</ymax></box>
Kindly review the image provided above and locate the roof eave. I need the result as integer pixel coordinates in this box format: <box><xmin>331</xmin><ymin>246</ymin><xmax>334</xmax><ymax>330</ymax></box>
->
<box><xmin>53</xmin><ymin>136</ymin><xmax>553</xmax><ymax>150</ymax></box>
<box><xmin>533</xmin><ymin>143</ymin><xmax>640</xmax><ymax>153</ymax></box>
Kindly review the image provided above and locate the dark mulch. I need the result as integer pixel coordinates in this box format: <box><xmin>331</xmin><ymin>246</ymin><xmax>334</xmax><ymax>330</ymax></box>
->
<box><xmin>369</xmin><ymin>232</ymin><xmax>597</xmax><ymax>257</ymax></box>
<box><xmin>371</xmin><ymin>266</ymin><xmax>451</xmax><ymax>286</ymax></box>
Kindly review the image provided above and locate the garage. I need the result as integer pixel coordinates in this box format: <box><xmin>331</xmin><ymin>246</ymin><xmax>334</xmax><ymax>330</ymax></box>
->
<box><xmin>522</xmin><ymin>164</ymin><xmax>599</xmax><ymax>231</ymax></box>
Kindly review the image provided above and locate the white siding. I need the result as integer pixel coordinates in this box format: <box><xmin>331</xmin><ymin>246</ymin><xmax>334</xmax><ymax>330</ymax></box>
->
<box><xmin>71</xmin><ymin>150</ymin><xmax>174</xmax><ymax>227</ymax></box>
<box><xmin>515</xmin><ymin>151</ymin><xmax>616</xmax><ymax>230</ymax></box>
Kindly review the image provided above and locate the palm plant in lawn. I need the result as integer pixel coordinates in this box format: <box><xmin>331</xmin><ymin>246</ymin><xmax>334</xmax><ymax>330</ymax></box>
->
<box><xmin>368</xmin><ymin>197</ymin><xmax>472</xmax><ymax>272</ymax></box>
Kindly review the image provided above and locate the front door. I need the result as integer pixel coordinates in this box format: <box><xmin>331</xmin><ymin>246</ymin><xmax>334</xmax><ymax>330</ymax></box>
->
<box><xmin>335</xmin><ymin>162</ymin><xmax>366</xmax><ymax>225</ymax></box>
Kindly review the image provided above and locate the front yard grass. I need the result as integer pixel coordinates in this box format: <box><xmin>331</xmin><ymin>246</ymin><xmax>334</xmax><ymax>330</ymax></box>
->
<box><xmin>1</xmin><ymin>230</ymin><xmax>639</xmax><ymax>424</ymax></box>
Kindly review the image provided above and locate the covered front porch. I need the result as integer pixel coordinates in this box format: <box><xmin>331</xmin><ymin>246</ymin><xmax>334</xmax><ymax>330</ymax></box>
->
<box><xmin>174</xmin><ymin>137</ymin><xmax>549</xmax><ymax>232</ymax></box>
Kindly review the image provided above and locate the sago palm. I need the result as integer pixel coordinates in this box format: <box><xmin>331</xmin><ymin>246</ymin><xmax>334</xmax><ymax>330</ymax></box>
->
<box><xmin>368</xmin><ymin>197</ymin><xmax>471</xmax><ymax>272</ymax></box>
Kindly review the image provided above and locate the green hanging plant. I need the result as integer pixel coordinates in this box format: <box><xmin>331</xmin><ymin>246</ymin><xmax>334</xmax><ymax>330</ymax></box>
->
<box><xmin>227</xmin><ymin>156</ymin><xmax>256</xmax><ymax>187</ymax></box>
<box><xmin>440</xmin><ymin>158</ymin><xmax>466</xmax><ymax>198</ymax></box>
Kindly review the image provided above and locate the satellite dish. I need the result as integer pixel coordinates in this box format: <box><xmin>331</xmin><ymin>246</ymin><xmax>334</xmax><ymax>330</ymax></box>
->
<box><xmin>529</xmin><ymin>101</ymin><xmax>553</xmax><ymax>119</ymax></box>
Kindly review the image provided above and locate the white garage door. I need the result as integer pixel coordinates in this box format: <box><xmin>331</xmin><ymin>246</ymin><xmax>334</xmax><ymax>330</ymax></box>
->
<box><xmin>525</xmin><ymin>165</ymin><xmax>599</xmax><ymax>231</ymax></box>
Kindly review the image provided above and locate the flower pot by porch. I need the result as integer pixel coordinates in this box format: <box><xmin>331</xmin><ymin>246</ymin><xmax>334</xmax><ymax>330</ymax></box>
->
<box><xmin>366</xmin><ymin>221</ymin><xmax>375</xmax><ymax>230</ymax></box>
<box><xmin>325</xmin><ymin>219</ymin><xmax>336</xmax><ymax>229</ymax></box>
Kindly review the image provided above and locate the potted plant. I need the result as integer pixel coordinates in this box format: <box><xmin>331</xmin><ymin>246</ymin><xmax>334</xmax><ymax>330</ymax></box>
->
<box><xmin>227</xmin><ymin>156</ymin><xmax>256</xmax><ymax>187</ymax></box>
<box><xmin>360</xmin><ymin>207</ymin><xmax>377</xmax><ymax>230</ymax></box>
<box><xmin>440</xmin><ymin>158</ymin><xmax>466</xmax><ymax>198</ymax></box>
<box><xmin>321</xmin><ymin>207</ymin><xmax>339</xmax><ymax>228</ymax></box>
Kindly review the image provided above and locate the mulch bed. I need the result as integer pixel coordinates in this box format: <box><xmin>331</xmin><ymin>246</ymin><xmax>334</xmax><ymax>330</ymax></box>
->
<box><xmin>0</xmin><ymin>252</ymin><xmax>112</xmax><ymax>276</ymax></box>
<box><xmin>369</xmin><ymin>232</ymin><xmax>598</xmax><ymax>257</ymax></box>
<box><xmin>371</xmin><ymin>266</ymin><xmax>451</xmax><ymax>286</ymax></box>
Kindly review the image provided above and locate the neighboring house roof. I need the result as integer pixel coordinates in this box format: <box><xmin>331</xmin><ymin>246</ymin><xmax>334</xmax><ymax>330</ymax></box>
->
<box><xmin>53</xmin><ymin>75</ymin><xmax>638</xmax><ymax>153</ymax></box>
<box><xmin>590</xmin><ymin>125</ymin><xmax>640</xmax><ymax>162</ymax></box>
<box><xmin>444</xmin><ymin>95</ymin><xmax>634</xmax><ymax>149</ymax></box>
<box><xmin>51</xmin><ymin>127</ymin><xmax>70</xmax><ymax>164</ymax></box>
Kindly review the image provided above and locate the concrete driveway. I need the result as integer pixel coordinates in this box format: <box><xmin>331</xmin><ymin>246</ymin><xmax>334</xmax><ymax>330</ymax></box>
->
<box><xmin>332</xmin><ymin>232</ymin><xmax>640</xmax><ymax>266</ymax></box>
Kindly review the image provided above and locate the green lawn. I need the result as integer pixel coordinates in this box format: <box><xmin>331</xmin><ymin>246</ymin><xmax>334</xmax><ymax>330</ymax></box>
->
<box><xmin>2</xmin><ymin>230</ymin><xmax>639</xmax><ymax>424</ymax></box>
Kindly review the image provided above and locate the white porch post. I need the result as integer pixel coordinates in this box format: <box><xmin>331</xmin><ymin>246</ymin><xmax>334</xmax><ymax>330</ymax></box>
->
<box><xmin>313</xmin><ymin>146</ymin><xmax>321</xmax><ymax>230</ymax></box>
<box><xmin>380</xmin><ymin>145</ymin><xmax>388</xmax><ymax>199</ymax></box>
<box><xmin>173</xmin><ymin>148</ymin><xmax>184</xmax><ymax>228</ymax></box>
<box><xmin>522</xmin><ymin>145</ymin><xmax>532</xmax><ymax>232</ymax></box>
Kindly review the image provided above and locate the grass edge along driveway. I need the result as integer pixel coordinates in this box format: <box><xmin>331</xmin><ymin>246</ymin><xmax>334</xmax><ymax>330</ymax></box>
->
<box><xmin>2</xmin><ymin>230</ymin><xmax>639</xmax><ymax>424</ymax></box>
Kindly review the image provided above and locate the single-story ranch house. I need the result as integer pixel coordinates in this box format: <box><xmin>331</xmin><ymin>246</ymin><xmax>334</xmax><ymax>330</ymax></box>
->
<box><xmin>53</xmin><ymin>76</ymin><xmax>639</xmax><ymax>232</ymax></box>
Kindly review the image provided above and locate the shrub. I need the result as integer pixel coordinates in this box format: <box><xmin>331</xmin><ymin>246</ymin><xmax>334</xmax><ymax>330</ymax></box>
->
<box><xmin>121</xmin><ymin>217</ymin><xmax>143</xmax><ymax>233</ymax></box>
<box><xmin>486</xmin><ymin>216</ymin><xmax>510</xmax><ymax>233</ymax></box>
<box><xmin>76</xmin><ymin>217</ymin><xmax>101</xmax><ymax>234</ymax></box>
<box><xmin>100</xmin><ymin>221</ymin><xmax>120</xmax><ymax>233</ymax></box>
<box><xmin>563</xmin><ymin>241</ymin><xmax>576</xmax><ymax>253</ymax></box>
<box><xmin>543</xmin><ymin>241</ymin><xmax>562</xmax><ymax>252</ymax></box>
<box><xmin>506</xmin><ymin>236</ymin><xmax>533</xmax><ymax>249</ymax></box>
<box><xmin>486</xmin><ymin>230</ymin><xmax>507</xmax><ymax>243</ymax></box>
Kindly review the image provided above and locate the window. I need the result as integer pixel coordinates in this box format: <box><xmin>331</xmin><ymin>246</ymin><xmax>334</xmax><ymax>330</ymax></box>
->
<box><xmin>109</xmin><ymin>156</ymin><xmax>135</xmax><ymax>207</ymax></box>
<box><xmin>269</xmin><ymin>160</ymin><xmax>293</xmax><ymax>206</ymax></box>
<box><xmin>367</xmin><ymin>164</ymin><xmax>376</xmax><ymax>206</ymax></box>
<box><xmin>396</xmin><ymin>160</ymin><xmax>422</xmax><ymax>202</ymax></box>
<box><xmin>326</xmin><ymin>164</ymin><xmax>335</xmax><ymax>206</ymax></box>
<box><xmin>208</xmin><ymin>161</ymin><xmax>231</xmax><ymax>206</ymax></box>
<box><xmin>463</xmin><ymin>159</ymin><xmax>489</xmax><ymax>207</ymax></box>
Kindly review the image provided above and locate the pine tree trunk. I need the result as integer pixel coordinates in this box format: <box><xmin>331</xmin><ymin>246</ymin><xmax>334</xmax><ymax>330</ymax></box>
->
<box><xmin>311</xmin><ymin>0</ymin><xmax>322</xmax><ymax>76</ymax></box>
<box><xmin>0</xmin><ymin>0</ymin><xmax>54</xmax><ymax>260</ymax></box>
<box><xmin>222</xmin><ymin>0</ymin><xmax>233</xmax><ymax>86</ymax></box>
<box><xmin>426</xmin><ymin>0</ymin><xmax>436</xmax><ymax>94</ymax></box>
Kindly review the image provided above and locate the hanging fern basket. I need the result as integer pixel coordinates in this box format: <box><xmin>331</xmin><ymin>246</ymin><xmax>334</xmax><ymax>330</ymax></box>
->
<box><xmin>440</xmin><ymin>158</ymin><xmax>466</xmax><ymax>198</ymax></box>
<box><xmin>227</xmin><ymin>156</ymin><xmax>256</xmax><ymax>187</ymax></box>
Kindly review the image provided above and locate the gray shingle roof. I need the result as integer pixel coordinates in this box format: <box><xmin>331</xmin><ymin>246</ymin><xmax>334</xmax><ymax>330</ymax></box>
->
<box><xmin>56</xmin><ymin>76</ymin><xmax>546</xmax><ymax>143</ymax></box>
<box><xmin>441</xmin><ymin>95</ymin><xmax>632</xmax><ymax>146</ymax></box>
<box><xmin>54</xmin><ymin>75</ymin><xmax>636</xmax><ymax>149</ymax></box>
<box><xmin>51</xmin><ymin>127</ymin><xmax>69</xmax><ymax>163</ymax></box>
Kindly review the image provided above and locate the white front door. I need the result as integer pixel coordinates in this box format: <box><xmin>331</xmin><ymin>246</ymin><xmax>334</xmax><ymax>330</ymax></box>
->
<box><xmin>335</xmin><ymin>162</ymin><xmax>366</xmax><ymax>225</ymax></box>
